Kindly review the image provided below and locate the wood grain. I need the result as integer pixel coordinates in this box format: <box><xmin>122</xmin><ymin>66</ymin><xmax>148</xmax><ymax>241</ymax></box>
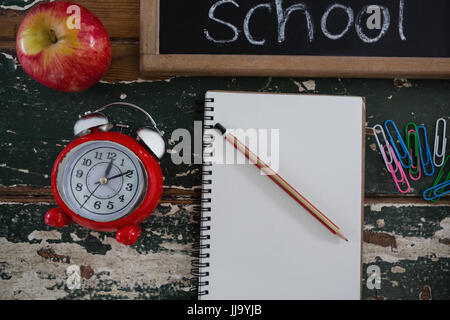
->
<box><xmin>0</xmin><ymin>186</ymin><xmax>201</xmax><ymax>205</ymax></box>
<box><xmin>0</xmin><ymin>0</ymin><xmax>140</xmax><ymax>41</ymax></box>
<box><xmin>140</xmin><ymin>0</ymin><xmax>158</xmax><ymax>56</ymax></box>
<box><xmin>141</xmin><ymin>54</ymin><xmax>450</xmax><ymax>79</ymax></box>
<box><xmin>108</xmin><ymin>41</ymin><xmax>141</xmax><ymax>82</ymax></box>
<box><xmin>0</xmin><ymin>8</ymin><xmax>23</xmax><ymax>41</ymax></box>
<box><xmin>0</xmin><ymin>186</ymin><xmax>447</xmax><ymax>205</ymax></box>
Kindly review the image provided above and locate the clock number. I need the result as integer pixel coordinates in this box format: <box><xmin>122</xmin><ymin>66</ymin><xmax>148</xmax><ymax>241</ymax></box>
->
<box><xmin>107</xmin><ymin>201</ymin><xmax>114</xmax><ymax>210</ymax></box>
<box><xmin>118</xmin><ymin>195</ymin><xmax>125</xmax><ymax>202</ymax></box>
<box><xmin>120</xmin><ymin>159</ymin><xmax>125</xmax><ymax>167</ymax></box>
<box><xmin>75</xmin><ymin>183</ymin><xmax>83</xmax><ymax>191</ymax></box>
<box><xmin>94</xmin><ymin>201</ymin><xmax>101</xmax><ymax>210</ymax></box>
<box><xmin>125</xmin><ymin>183</ymin><xmax>133</xmax><ymax>191</ymax></box>
<box><xmin>125</xmin><ymin>170</ymin><xmax>134</xmax><ymax>178</ymax></box>
<box><xmin>107</xmin><ymin>152</ymin><xmax>117</xmax><ymax>160</ymax></box>
<box><xmin>94</xmin><ymin>152</ymin><xmax>103</xmax><ymax>160</ymax></box>
<box><xmin>82</xmin><ymin>158</ymin><xmax>92</xmax><ymax>167</ymax></box>
<box><xmin>76</xmin><ymin>170</ymin><xmax>83</xmax><ymax>178</ymax></box>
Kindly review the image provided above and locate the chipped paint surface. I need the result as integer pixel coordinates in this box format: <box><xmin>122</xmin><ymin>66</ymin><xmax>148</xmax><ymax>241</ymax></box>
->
<box><xmin>0</xmin><ymin>238</ymin><xmax>192</xmax><ymax>299</ymax></box>
<box><xmin>361</xmin><ymin>204</ymin><xmax>450</xmax><ymax>299</ymax></box>
<box><xmin>0</xmin><ymin>0</ymin><xmax>47</xmax><ymax>11</ymax></box>
<box><xmin>176</xmin><ymin>168</ymin><xmax>200</xmax><ymax>177</ymax></box>
<box><xmin>370</xmin><ymin>202</ymin><xmax>450</xmax><ymax>213</ymax></box>
<box><xmin>302</xmin><ymin>80</ymin><xmax>316</xmax><ymax>91</ymax></box>
<box><xmin>1</xmin><ymin>45</ymin><xmax>450</xmax><ymax>299</ymax></box>
<box><xmin>0</xmin><ymin>203</ymin><xmax>198</xmax><ymax>299</ymax></box>
<box><xmin>1</xmin><ymin>51</ymin><xmax>448</xmax><ymax>191</ymax></box>
<box><xmin>2</xmin><ymin>201</ymin><xmax>449</xmax><ymax>299</ymax></box>
<box><xmin>376</xmin><ymin>219</ymin><xmax>385</xmax><ymax>228</ymax></box>
<box><xmin>0</xmin><ymin>53</ymin><xmax>18</xmax><ymax>70</ymax></box>
<box><xmin>419</xmin><ymin>285</ymin><xmax>432</xmax><ymax>300</ymax></box>
<box><xmin>292</xmin><ymin>79</ymin><xmax>316</xmax><ymax>92</ymax></box>
<box><xmin>28</xmin><ymin>230</ymin><xmax>61</xmax><ymax>241</ymax></box>
<box><xmin>364</xmin><ymin>212</ymin><xmax>450</xmax><ymax>263</ymax></box>
<box><xmin>394</xmin><ymin>78</ymin><xmax>413</xmax><ymax>88</ymax></box>
<box><xmin>391</xmin><ymin>266</ymin><xmax>406</xmax><ymax>274</ymax></box>
<box><xmin>0</xmin><ymin>163</ymin><xmax>48</xmax><ymax>178</ymax></box>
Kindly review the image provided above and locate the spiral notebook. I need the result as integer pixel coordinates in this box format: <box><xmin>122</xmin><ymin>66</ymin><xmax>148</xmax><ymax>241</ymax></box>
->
<box><xmin>197</xmin><ymin>91</ymin><xmax>365</xmax><ymax>300</ymax></box>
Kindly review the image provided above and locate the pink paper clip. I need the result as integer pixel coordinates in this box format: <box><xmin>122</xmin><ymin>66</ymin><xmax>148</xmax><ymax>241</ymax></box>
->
<box><xmin>409</xmin><ymin>159</ymin><xmax>421</xmax><ymax>181</ymax></box>
<box><xmin>384</xmin><ymin>145</ymin><xmax>411</xmax><ymax>193</ymax></box>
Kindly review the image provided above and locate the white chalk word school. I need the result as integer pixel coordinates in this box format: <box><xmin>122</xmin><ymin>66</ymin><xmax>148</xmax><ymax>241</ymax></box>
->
<box><xmin>204</xmin><ymin>0</ymin><xmax>406</xmax><ymax>45</ymax></box>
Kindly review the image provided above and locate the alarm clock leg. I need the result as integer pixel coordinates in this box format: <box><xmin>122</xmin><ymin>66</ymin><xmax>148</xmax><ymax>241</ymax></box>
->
<box><xmin>116</xmin><ymin>225</ymin><xmax>142</xmax><ymax>246</ymax></box>
<box><xmin>44</xmin><ymin>208</ymin><xmax>72</xmax><ymax>228</ymax></box>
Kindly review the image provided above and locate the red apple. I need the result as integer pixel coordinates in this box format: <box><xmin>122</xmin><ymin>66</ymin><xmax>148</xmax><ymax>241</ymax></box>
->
<box><xmin>16</xmin><ymin>1</ymin><xmax>111</xmax><ymax>92</ymax></box>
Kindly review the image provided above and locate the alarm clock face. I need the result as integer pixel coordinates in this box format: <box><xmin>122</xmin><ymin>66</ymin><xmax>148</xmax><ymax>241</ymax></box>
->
<box><xmin>56</xmin><ymin>141</ymin><xmax>147</xmax><ymax>222</ymax></box>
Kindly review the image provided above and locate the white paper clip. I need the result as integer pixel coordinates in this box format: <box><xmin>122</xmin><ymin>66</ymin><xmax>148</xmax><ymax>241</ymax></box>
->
<box><xmin>373</xmin><ymin>124</ymin><xmax>396</xmax><ymax>172</ymax></box>
<box><xmin>434</xmin><ymin>118</ymin><xmax>447</xmax><ymax>167</ymax></box>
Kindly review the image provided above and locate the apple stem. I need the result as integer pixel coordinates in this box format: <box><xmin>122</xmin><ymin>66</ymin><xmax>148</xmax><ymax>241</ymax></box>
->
<box><xmin>49</xmin><ymin>29</ymin><xmax>58</xmax><ymax>44</ymax></box>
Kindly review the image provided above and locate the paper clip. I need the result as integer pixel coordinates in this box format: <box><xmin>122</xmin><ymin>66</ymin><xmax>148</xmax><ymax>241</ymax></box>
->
<box><xmin>423</xmin><ymin>180</ymin><xmax>450</xmax><ymax>201</ymax></box>
<box><xmin>424</xmin><ymin>155</ymin><xmax>450</xmax><ymax>202</ymax></box>
<box><xmin>384</xmin><ymin>120</ymin><xmax>412</xmax><ymax>168</ymax></box>
<box><xmin>372</xmin><ymin>124</ymin><xmax>396</xmax><ymax>172</ymax></box>
<box><xmin>405</xmin><ymin>122</ymin><xmax>421</xmax><ymax>181</ymax></box>
<box><xmin>417</xmin><ymin>125</ymin><xmax>435</xmax><ymax>176</ymax></box>
<box><xmin>433</xmin><ymin>118</ymin><xmax>447</xmax><ymax>167</ymax></box>
<box><xmin>384</xmin><ymin>144</ymin><xmax>410</xmax><ymax>194</ymax></box>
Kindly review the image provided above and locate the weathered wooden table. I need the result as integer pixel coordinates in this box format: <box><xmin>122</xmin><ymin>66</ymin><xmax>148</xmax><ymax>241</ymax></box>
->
<box><xmin>0</xmin><ymin>0</ymin><xmax>449</xmax><ymax>300</ymax></box>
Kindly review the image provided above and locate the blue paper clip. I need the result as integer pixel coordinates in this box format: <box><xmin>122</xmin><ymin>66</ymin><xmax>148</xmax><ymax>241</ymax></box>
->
<box><xmin>384</xmin><ymin>120</ymin><xmax>412</xmax><ymax>168</ymax></box>
<box><xmin>417</xmin><ymin>125</ymin><xmax>435</xmax><ymax>176</ymax></box>
<box><xmin>423</xmin><ymin>180</ymin><xmax>450</xmax><ymax>201</ymax></box>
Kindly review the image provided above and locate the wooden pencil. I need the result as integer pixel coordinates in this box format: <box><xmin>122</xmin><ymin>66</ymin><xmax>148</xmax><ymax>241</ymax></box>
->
<box><xmin>214</xmin><ymin>123</ymin><xmax>348</xmax><ymax>241</ymax></box>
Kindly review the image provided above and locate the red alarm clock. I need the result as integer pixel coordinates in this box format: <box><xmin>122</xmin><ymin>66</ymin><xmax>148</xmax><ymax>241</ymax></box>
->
<box><xmin>45</xmin><ymin>102</ymin><xmax>165</xmax><ymax>245</ymax></box>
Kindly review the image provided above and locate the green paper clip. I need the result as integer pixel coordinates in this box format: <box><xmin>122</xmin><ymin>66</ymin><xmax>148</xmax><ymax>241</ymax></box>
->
<box><xmin>424</xmin><ymin>155</ymin><xmax>450</xmax><ymax>202</ymax></box>
<box><xmin>405</xmin><ymin>122</ymin><xmax>421</xmax><ymax>181</ymax></box>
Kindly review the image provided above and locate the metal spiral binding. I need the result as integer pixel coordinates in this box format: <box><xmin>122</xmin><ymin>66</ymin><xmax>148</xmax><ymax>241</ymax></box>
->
<box><xmin>191</xmin><ymin>97</ymin><xmax>214</xmax><ymax>297</ymax></box>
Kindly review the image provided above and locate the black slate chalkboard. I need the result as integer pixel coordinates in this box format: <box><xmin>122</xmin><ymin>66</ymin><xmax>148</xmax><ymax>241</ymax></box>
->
<box><xmin>140</xmin><ymin>0</ymin><xmax>450</xmax><ymax>78</ymax></box>
<box><xmin>159</xmin><ymin>0</ymin><xmax>449</xmax><ymax>57</ymax></box>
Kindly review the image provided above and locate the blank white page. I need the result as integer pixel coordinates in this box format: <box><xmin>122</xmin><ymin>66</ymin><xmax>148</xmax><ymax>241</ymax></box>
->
<box><xmin>200</xmin><ymin>91</ymin><xmax>364</xmax><ymax>300</ymax></box>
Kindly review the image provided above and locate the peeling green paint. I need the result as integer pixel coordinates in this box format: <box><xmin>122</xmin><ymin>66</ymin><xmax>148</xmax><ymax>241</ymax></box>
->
<box><xmin>0</xmin><ymin>203</ymin><xmax>199</xmax><ymax>255</ymax></box>
<box><xmin>1</xmin><ymin>52</ymin><xmax>449</xmax><ymax>194</ymax></box>
<box><xmin>363</xmin><ymin>257</ymin><xmax>450</xmax><ymax>300</ymax></box>
<box><xmin>0</xmin><ymin>0</ymin><xmax>44</xmax><ymax>10</ymax></box>
<box><xmin>1</xmin><ymin>202</ymin><xmax>449</xmax><ymax>299</ymax></box>
<box><xmin>365</xmin><ymin>206</ymin><xmax>449</xmax><ymax>238</ymax></box>
<box><xmin>1</xmin><ymin>27</ymin><xmax>450</xmax><ymax>299</ymax></box>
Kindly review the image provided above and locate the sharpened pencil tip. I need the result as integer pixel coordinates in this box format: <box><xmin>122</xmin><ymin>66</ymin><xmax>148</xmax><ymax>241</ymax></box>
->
<box><xmin>336</xmin><ymin>229</ymin><xmax>348</xmax><ymax>241</ymax></box>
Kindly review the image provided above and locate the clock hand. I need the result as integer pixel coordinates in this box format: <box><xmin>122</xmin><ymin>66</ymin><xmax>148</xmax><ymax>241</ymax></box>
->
<box><xmin>108</xmin><ymin>170</ymin><xmax>132</xmax><ymax>181</ymax></box>
<box><xmin>80</xmin><ymin>183</ymin><xmax>101</xmax><ymax>209</ymax></box>
<box><xmin>104</xmin><ymin>159</ymin><xmax>114</xmax><ymax>177</ymax></box>
<box><xmin>108</xmin><ymin>170</ymin><xmax>133</xmax><ymax>180</ymax></box>
<box><xmin>94</xmin><ymin>170</ymin><xmax>133</xmax><ymax>185</ymax></box>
